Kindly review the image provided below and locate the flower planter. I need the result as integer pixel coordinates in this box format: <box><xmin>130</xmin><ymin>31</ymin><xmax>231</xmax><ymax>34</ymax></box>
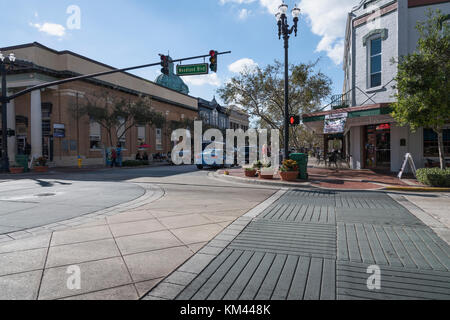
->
<box><xmin>10</xmin><ymin>167</ymin><xmax>24</xmax><ymax>174</ymax></box>
<box><xmin>245</xmin><ymin>170</ymin><xmax>257</xmax><ymax>177</ymax></box>
<box><xmin>280</xmin><ymin>171</ymin><xmax>299</xmax><ymax>182</ymax></box>
<box><xmin>33</xmin><ymin>166</ymin><xmax>49</xmax><ymax>173</ymax></box>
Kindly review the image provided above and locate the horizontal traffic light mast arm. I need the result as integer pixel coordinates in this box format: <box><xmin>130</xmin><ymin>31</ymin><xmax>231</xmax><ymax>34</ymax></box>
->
<box><xmin>7</xmin><ymin>51</ymin><xmax>231</xmax><ymax>101</ymax></box>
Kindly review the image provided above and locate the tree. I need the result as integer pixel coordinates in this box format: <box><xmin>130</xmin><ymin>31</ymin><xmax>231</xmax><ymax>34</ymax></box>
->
<box><xmin>217</xmin><ymin>60</ymin><xmax>331</xmax><ymax>149</ymax></box>
<box><xmin>77</xmin><ymin>91</ymin><xmax>165</xmax><ymax>148</ymax></box>
<box><xmin>392</xmin><ymin>10</ymin><xmax>450</xmax><ymax>169</ymax></box>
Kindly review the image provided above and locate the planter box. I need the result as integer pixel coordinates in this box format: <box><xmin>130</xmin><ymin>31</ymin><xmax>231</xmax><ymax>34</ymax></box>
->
<box><xmin>10</xmin><ymin>167</ymin><xmax>24</xmax><ymax>174</ymax></box>
<box><xmin>245</xmin><ymin>170</ymin><xmax>257</xmax><ymax>177</ymax></box>
<box><xmin>280</xmin><ymin>171</ymin><xmax>299</xmax><ymax>182</ymax></box>
<box><xmin>33</xmin><ymin>166</ymin><xmax>49</xmax><ymax>173</ymax></box>
<box><xmin>259</xmin><ymin>173</ymin><xmax>274</xmax><ymax>180</ymax></box>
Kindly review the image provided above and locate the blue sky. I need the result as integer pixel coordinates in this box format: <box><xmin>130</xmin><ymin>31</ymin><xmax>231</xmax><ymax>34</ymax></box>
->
<box><xmin>2</xmin><ymin>0</ymin><xmax>358</xmax><ymax>105</ymax></box>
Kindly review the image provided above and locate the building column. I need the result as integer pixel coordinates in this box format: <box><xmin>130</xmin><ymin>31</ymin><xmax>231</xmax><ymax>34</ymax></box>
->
<box><xmin>6</xmin><ymin>92</ymin><xmax>16</xmax><ymax>163</ymax></box>
<box><xmin>30</xmin><ymin>90</ymin><xmax>42</xmax><ymax>158</ymax></box>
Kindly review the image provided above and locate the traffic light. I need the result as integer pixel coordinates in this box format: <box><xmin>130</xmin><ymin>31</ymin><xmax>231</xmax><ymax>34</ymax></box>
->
<box><xmin>209</xmin><ymin>50</ymin><xmax>218</xmax><ymax>72</ymax></box>
<box><xmin>160</xmin><ymin>54</ymin><xmax>169</xmax><ymax>75</ymax></box>
<box><xmin>289</xmin><ymin>115</ymin><xmax>300</xmax><ymax>126</ymax></box>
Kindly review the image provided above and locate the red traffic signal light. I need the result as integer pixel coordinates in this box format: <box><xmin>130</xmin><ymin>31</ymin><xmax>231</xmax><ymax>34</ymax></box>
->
<box><xmin>289</xmin><ymin>115</ymin><xmax>300</xmax><ymax>126</ymax></box>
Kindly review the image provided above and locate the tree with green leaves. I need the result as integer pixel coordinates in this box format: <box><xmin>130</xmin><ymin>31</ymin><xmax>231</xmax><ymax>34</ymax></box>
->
<box><xmin>217</xmin><ymin>60</ymin><xmax>331</xmax><ymax>149</ymax></box>
<box><xmin>76</xmin><ymin>91</ymin><xmax>165</xmax><ymax>148</ymax></box>
<box><xmin>392</xmin><ymin>10</ymin><xmax>450</xmax><ymax>169</ymax></box>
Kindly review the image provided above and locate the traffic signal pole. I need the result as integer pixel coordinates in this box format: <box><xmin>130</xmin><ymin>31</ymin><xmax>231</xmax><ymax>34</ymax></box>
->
<box><xmin>1</xmin><ymin>63</ymin><xmax>8</xmax><ymax>171</ymax></box>
<box><xmin>0</xmin><ymin>50</ymin><xmax>231</xmax><ymax>172</ymax></box>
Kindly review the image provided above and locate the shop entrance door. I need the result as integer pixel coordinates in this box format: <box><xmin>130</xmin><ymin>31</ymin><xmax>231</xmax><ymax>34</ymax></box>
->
<box><xmin>364</xmin><ymin>124</ymin><xmax>391</xmax><ymax>169</ymax></box>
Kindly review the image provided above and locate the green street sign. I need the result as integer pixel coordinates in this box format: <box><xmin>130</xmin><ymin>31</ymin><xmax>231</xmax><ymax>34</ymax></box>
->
<box><xmin>176</xmin><ymin>63</ymin><xmax>209</xmax><ymax>76</ymax></box>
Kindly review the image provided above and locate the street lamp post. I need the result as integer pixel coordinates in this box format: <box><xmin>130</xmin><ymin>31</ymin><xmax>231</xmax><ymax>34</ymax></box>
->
<box><xmin>276</xmin><ymin>2</ymin><xmax>300</xmax><ymax>160</ymax></box>
<box><xmin>0</xmin><ymin>51</ymin><xmax>16</xmax><ymax>172</ymax></box>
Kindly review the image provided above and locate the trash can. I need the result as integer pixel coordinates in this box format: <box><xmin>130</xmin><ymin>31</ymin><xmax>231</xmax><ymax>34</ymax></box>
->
<box><xmin>15</xmin><ymin>155</ymin><xmax>30</xmax><ymax>172</ymax></box>
<box><xmin>290</xmin><ymin>153</ymin><xmax>309</xmax><ymax>180</ymax></box>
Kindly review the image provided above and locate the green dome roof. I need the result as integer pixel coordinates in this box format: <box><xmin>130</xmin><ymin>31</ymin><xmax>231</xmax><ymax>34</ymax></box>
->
<box><xmin>155</xmin><ymin>56</ymin><xmax>189</xmax><ymax>95</ymax></box>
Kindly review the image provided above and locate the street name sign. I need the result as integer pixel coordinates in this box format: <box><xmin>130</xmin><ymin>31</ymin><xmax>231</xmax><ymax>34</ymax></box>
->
<box><xmin>176</xmin><ymin>63</ymin><xmax>209</xmax><ymax>76</ymax></box>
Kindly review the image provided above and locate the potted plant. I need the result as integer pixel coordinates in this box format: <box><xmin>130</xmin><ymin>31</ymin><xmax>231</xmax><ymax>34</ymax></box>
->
<box><xmin>33</xmin><ymin>157</ymin><xmax>49</xmax><ymax>173</ymax></box>
<box><xmin>259</xmin><ymin>162</ymin><xmax>274</xmax><ymax>180</ymax></box>
<box><xmin>279</xmin><ymin>159</ymin><xmax>299</xmax><ymax>181</ymax></box>
<box><xmin>245</xmin><ymin>167</ymin><xmax>257</xmax><ymax>177</ymax></box>
<box><xmin>10</xmin><ymin>164</ymin><xmax>24</xmax><ymax>174</ymax></box>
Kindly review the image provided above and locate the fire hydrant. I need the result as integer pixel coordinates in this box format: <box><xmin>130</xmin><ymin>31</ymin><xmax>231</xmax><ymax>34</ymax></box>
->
<box><xmin>77</xmin><ymin>156</ymin><xmax>82</xmax><ymax>168</ymax></box>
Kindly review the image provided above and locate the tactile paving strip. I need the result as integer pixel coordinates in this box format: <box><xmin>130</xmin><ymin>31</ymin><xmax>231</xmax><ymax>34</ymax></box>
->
<box><xmin>337</xmin><ymin>223</ymin><xmax>450</xmax><ymax>271</ymax></box>
<box><xmin>337</xmin><ymin>261</ymin><xmax>450</xmax><ymax>300</ymax></box>
<box><xmin>177</xmin><ymin>249</ymin><xmax>336</xmax><ymax>301</ymax></box>
<box><xmin>228</xmin><ymin>219</ymin><xmax>336</xmax><ymax>259</ymax></box>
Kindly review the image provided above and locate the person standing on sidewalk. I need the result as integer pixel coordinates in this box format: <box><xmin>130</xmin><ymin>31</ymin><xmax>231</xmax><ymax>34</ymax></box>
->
<box><xmin>110</xmin><ymin>148</ymin><xmax>117</xmax><ymax>168</ymax></box>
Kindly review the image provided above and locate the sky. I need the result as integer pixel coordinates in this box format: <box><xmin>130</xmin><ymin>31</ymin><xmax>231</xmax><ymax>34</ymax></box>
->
<box><xmin>1</xmin><ymin>0</ymin><xmax>359</xmax><ymax>105</ymax></box>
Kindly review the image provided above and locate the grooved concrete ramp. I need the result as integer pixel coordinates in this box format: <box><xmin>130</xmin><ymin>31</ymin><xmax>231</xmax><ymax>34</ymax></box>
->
<box><xmin>149</xmin><ymin>190</ymin><xmax>450</xmax><ymax>300</ymax></box>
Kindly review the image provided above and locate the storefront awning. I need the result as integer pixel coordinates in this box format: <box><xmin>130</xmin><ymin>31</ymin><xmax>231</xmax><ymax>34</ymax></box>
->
<box><xmin>303</xmin><ymin>103</ymin><xmax>394</xmax><ymax>134</ymax></box>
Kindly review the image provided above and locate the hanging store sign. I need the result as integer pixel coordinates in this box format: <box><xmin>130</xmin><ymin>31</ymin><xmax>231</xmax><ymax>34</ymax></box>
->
<box><xmin>53</xmin><ymin>124</ymin><xmax>66</xmax><ymax>138</ymax></box>
<box><xmin>324</xmin><ymin>113</ymin><xmax>348</xmax><ymax>134</ymax></box>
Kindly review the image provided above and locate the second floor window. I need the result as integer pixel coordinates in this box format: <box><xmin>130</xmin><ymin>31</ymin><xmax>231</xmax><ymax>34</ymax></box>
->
<box><xmin>369</xmin><ymin>37</ymin><xmax>382</xmax><ymax>88</ymax></box>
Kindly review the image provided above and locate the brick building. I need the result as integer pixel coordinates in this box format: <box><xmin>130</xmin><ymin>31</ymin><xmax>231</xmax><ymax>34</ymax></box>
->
<box><xmin>0</xmin><ymin>42</ymin><xmax>199</xmax><ymax>167</ymax></box>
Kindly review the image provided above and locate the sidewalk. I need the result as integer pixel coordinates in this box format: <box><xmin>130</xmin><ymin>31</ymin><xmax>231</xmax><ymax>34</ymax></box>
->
<box><xmin>217</xmin><ymin>167</ymin><xmax>419</xmax><ymax>191</ymax></box>
<box><xmin>145</xmin><ymin>189</ymin><xmax>450</xmax><ymax>300</ymax></box>
<box><xmin>0</xmin><ymin>180</ymin><xmax>275</xmax><ymax>300</ymax></box>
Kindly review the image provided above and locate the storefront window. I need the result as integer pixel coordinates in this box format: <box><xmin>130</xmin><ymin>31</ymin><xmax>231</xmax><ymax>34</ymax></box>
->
<box><xmin>89</xmin><ymin>118</ymin><xmax>102</xmax><ymax>150</ymax></box>
<box><xmin>156</xmin><ymin>128</ymin><xmax>163</xmax><ymax>151</ymax></box>
<box><xmin>423</xmin><ymin>129</ymin><xmax>450</xmax><ymax>157</ymax></box>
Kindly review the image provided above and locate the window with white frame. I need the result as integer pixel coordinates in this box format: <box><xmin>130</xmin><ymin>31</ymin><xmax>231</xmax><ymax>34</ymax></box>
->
<box><xmin>117</xmin><ymin>117</ymin><xmax>126</xmax><ymax>148</ymax></box>
<box><xmin>156</xmin><ymin>128</ymin><xmax>163</xmax><ymax>151</ymax></box>
<box><xmin>369</xmin><ymin>37</ymin><xmax>382</xmax><ymax>88</ymax></box>
<box><xmin>137</xmin><ymin>125</ymin><xmax>146</xmax><ymax>145</ymax></box>
<box><xmin>89</xmin><ymin>118</ymin><xmax>102</xmax><ymax>150</ymax></box>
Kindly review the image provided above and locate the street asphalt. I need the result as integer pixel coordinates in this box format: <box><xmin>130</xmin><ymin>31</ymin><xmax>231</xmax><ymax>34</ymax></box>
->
<box><xmin>0</xmin><ymin>165</ymin><xmax>202</xmax><ymax>235</ymax></box>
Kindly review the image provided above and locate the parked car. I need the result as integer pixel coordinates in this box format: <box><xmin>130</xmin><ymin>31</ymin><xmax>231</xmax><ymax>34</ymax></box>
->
<box><xmin>195</xmin><ymin>141</ymin><xmax>232</xmax><ymax>170</ymax></box>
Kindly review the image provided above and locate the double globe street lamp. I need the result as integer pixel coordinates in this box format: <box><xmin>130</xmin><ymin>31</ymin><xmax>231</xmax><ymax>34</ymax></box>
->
<box><xmin>276</xmin><ymin>2</ymin><xmax>301</xmax><ymax>160</ymax></box>
<box><xmin>0</xmin><ymin>51</ymin><xmax>16</xmax><ymax>172</ymax></box>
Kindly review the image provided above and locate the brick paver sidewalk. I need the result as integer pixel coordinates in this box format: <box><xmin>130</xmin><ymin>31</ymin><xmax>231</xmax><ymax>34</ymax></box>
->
<box><xmin>146</xmin><ymin>189</ymin><xmax>450</xmax><ymax>300</ymax></box>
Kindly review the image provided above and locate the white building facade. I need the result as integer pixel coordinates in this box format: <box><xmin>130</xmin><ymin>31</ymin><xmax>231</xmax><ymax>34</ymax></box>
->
<box><xmin>304</xmin><ymin>0</ymin><xmax>450</xmax><ymax>172</ymax></box>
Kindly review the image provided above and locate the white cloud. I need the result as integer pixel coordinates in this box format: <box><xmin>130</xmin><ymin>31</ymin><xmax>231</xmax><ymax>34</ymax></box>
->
<box><xmin>238</xmin><ymin>8</ymin><xmax>251</xmax><ymax>20</ymax></box>
<box><xmin>184</xmin><ymin>73</ymin><xmax>221</xmax><ymax>87</ymax></box>
<box><xmin>228</xmin><ymin>58</ymin><xmax>258</xmax><ymax>73</ymax></box>
<box><xmin>30</xmin><ymin>22</ymin><xmax>66</xmax><ymax>37</ymax></box>
<box><xmin>220</xmin><ymin>0</ymin><xmax>281</xmax><ymax>14</ymax></box>
<box><xmin>220</xmin><ymin>0</ymin><xmax>256</xmax><ymax>4</ymax></box>
<box><xmin>299</xmin><ymin>0</ymin><xmax>355</xmax><ymax>64</ymax></box>
<box><xmin>259</xmin><ymin>0</ymin><xmax>282</xmax><ymax>14</ymax></box>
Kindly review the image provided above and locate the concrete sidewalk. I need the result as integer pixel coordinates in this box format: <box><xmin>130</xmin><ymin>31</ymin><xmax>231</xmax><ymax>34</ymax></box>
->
<box><xmin>145</xmin><ymin>189</ymin><xmax>450</xmax><ymax>300</ymax></box>
<box><xmin>0</xmin><ymin>179</ymin><xmax>275</xmax><ymax>300</ymax></box>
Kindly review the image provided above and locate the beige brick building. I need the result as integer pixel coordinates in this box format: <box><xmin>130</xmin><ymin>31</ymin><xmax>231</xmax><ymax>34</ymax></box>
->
<box><xmin>0</xmin><ymin>42</ymin><xmax>199</xmax><ymax>167</ymax></box>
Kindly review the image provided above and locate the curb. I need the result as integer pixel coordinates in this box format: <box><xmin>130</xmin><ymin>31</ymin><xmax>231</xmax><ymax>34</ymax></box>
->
<box><xmin>383</xmin><ymin>186</ymin><xmax>450</xmax><ymax>192</ymax></box>
<box><xmin>0</xmin><ymin>183</ymin><xmax>165</xmax><ymax>244</ymax></box>
<box><xmin>142</xmin><ymin>188</ymin><xmax>288</xmax><ymax>300</ymax></box>
<box><xmin>213</xmin><ymin>171</ymin><xmax>314</xmax><ymax>189</ymax></box>
<box><xmin>214</xmin><ymin>171</ymin><xmax>389</xmax><ymax>192</ymax></box>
